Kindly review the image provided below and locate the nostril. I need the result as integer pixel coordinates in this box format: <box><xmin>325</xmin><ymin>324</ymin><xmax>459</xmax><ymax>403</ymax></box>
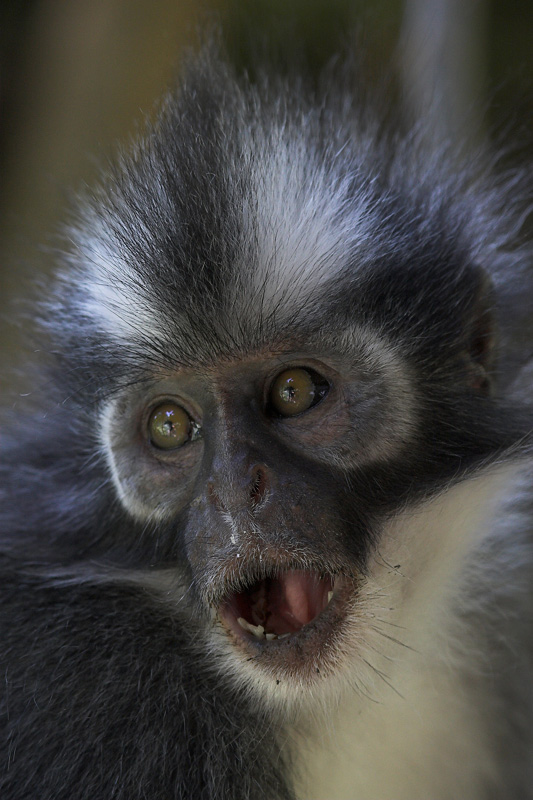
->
<box><xmin>249</xmin><ymin>466</ymin><xmax>268</xmax><ymax>508</ymax></box>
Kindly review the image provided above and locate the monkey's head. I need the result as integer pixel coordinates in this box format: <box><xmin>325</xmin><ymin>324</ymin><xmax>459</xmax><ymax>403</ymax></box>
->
<box><xmin>50</xmin><ymin>51</ymin><xmax>532</xmax><ymax>707</ymax></box>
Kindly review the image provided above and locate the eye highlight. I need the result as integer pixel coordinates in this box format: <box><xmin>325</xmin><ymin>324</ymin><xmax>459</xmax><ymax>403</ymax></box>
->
<box><xmin>270</xmin><ymin>368</ymin><xmax>329</xmax><ymax>417</ymax></box>
<box><xmin>148</xmin><ymin>402</ymin><xmax>193</xmax><ymax>450</ymax></box>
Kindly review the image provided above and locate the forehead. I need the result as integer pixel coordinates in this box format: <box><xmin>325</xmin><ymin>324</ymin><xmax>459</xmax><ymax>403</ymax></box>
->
<box><xmin>74</xmin><ymin>138</ymin><xmax>377</xmax><ymax>369</ymax></box>
<box><xmin>65</xmin><ymin>64</ymin><xmax>475</xmax><ymax>382</ymax></box>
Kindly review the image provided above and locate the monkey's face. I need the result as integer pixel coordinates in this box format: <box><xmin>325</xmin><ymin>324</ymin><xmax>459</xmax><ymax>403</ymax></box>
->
<box><xmin>99</xmin><ymin>279</ymin><xmax>521</xmax><ymax>700</ymax></box>
<box><xmin>101</xmin><ymin>336</ymin><xmax>418</xmax><ymax>686</ymax></box>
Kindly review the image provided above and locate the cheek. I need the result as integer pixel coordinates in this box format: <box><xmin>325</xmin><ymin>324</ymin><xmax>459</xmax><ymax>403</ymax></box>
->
<box><xmin>286</xmin><ymin>400</ymin><xmax>353</xmax><ymax>450</ymax></box>
<box><xmin>109</xmin><ymin>447</ymin><xmax>201</xmax><ymax>521</ymax></box>
<box><xmin>331</xmin><ymin>376</ymin><xmax>418</xmax><ymax>468</ymax></box>
<box><xmin>345</xmin><ymin>382</ymin><xmax>416</xmax><ymax>463</ymax></box>
<box><xmin>281</xmin><ymin>379</ymin><xmax>416</xmax><ymax>469</ymax></box>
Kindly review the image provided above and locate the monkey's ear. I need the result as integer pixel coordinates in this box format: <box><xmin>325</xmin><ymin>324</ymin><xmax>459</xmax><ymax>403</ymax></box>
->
<box><xmin>464</xmin><ymin>266</ymin><xmax>496</xmax><ymax>395</ymax></box>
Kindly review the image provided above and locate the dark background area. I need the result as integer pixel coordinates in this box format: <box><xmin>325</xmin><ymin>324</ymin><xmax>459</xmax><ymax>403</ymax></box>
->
<box><xmin>1</xmin><ymin>0</ymin><xmax>532</xmax><ymax>394</ymax></box>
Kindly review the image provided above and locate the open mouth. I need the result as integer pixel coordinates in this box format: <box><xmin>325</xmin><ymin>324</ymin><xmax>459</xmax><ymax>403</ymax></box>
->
<box><xmin>222</xmin><ymin>570</ymin><xmax>334</xmax><ymax>640</ymax></box>
<box><xmin>218</xmin><ymin>568</ymin><xmax>353</xmax><ymax>665</ymax></box>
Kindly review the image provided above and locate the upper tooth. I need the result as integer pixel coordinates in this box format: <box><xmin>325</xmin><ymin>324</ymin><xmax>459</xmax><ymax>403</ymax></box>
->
<box><xmin>237</xmin><ymin>616</ymin><xmax>253</xmax><ymax>633</ymax></box>
<box><xmin>327</xmin><ymin>591</ymin><xmax>333</xmax><ymax>604</ymax></box>
<box><xmin>250</xmin><ymin>624</ymin><xmax>265</xmax><ymax>638</ymax></box>
<box><xmin>237</xmin><ymin>617</ymin><xmax>265</xmax><ymax>638</ymax></box>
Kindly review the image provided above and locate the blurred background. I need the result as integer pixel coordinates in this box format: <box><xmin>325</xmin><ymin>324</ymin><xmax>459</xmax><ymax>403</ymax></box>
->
<box><xmin>1</xmin><ymin>0</ymin><xmax>533</xmax><ymax>394</ymax></box>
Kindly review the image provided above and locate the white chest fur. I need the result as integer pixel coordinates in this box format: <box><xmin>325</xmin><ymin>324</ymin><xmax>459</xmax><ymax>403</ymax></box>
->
<box><xmin>293</xmin><ymin>656</ymin><xmax>493</xmax><ymax>800</ymax></box>
<box><xmin>292</xmin><ymin>465</ymin><xmax>521</xmax><ymax>800</ymax></box>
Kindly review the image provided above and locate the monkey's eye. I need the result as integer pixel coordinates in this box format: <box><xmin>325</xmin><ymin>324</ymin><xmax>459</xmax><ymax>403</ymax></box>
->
<box><xmin>148</xmin><ymin>402</ymin><xmax>197</xmax><ymax>450</ymax></box>
<box><xmin>269</xmin><ymin>368</ymin><xmax>329</xmax><ymax>417</ymax></box>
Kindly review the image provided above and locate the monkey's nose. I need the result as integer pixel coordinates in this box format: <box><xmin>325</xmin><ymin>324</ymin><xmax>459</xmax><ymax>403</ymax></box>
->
<box><xmin>207</xmin><ymin>464</ymin><xmax>270</xmax><ymax>514</ymax></box>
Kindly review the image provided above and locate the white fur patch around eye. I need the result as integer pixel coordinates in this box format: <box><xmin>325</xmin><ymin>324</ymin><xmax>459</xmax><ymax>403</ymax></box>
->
<box><xmin>98</xmin><ymin>396</ymin><xmax>147</xmax><ymax>519</ymax></box>
<box><xmin>335</xmin><ymin>324</ymin><xmax>417</xmax><ymax>464</ymax></box>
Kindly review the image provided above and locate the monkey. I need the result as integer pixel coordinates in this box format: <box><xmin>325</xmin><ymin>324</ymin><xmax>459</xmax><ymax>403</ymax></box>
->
<box><xmin>1</xmin><ymin>40</ymin><xmax>533</xmax><ymax>800</ymax></box>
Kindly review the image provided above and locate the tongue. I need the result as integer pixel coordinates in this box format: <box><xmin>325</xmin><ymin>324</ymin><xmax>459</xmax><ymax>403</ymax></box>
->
<box><xmin>264</xmin><ymin>571</ymin><xmax>333</xmax><ymax>634</ymax></box>
<box><xmin>279</xmin><ymin>571</ymin><xmax>322</xmax><ymax>626</ymax></box>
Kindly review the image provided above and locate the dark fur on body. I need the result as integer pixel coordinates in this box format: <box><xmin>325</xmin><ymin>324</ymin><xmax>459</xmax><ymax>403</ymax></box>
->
<box><xmin>1</xmin><ymin>45</ymin><xmax>533</xmax><ymax>799</ymax></box>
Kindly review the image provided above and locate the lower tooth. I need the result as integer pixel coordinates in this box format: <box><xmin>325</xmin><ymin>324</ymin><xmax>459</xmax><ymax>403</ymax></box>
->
<box><xmin>236</xmin><ymin>618</ymin><xmax>290</xmax><ymax>641</ymax></box>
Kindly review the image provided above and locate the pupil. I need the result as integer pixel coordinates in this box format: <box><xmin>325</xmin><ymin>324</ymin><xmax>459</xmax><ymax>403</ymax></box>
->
<box><xmin>163</xmin><ymin>420</ymin><xmax>174</xmax><ymax>435</ymax></box>
<box><xmin>281</xmin><ymin>386</ymin><xmax>296</xmax><ymax>402</ymax></box>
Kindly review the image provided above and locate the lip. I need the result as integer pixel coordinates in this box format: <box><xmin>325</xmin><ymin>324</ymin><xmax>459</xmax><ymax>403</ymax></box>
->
<box><xmin>218</xmin><ymin>569</ymin><xmax>356</xmax><ymax>679</ymax></box>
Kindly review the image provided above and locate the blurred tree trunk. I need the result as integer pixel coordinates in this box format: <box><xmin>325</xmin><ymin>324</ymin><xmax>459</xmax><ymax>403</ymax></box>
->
<box><xmin>400</xmin><ymin>0</ymin><xmax>488</xmax><ymax>143</ymax></box>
